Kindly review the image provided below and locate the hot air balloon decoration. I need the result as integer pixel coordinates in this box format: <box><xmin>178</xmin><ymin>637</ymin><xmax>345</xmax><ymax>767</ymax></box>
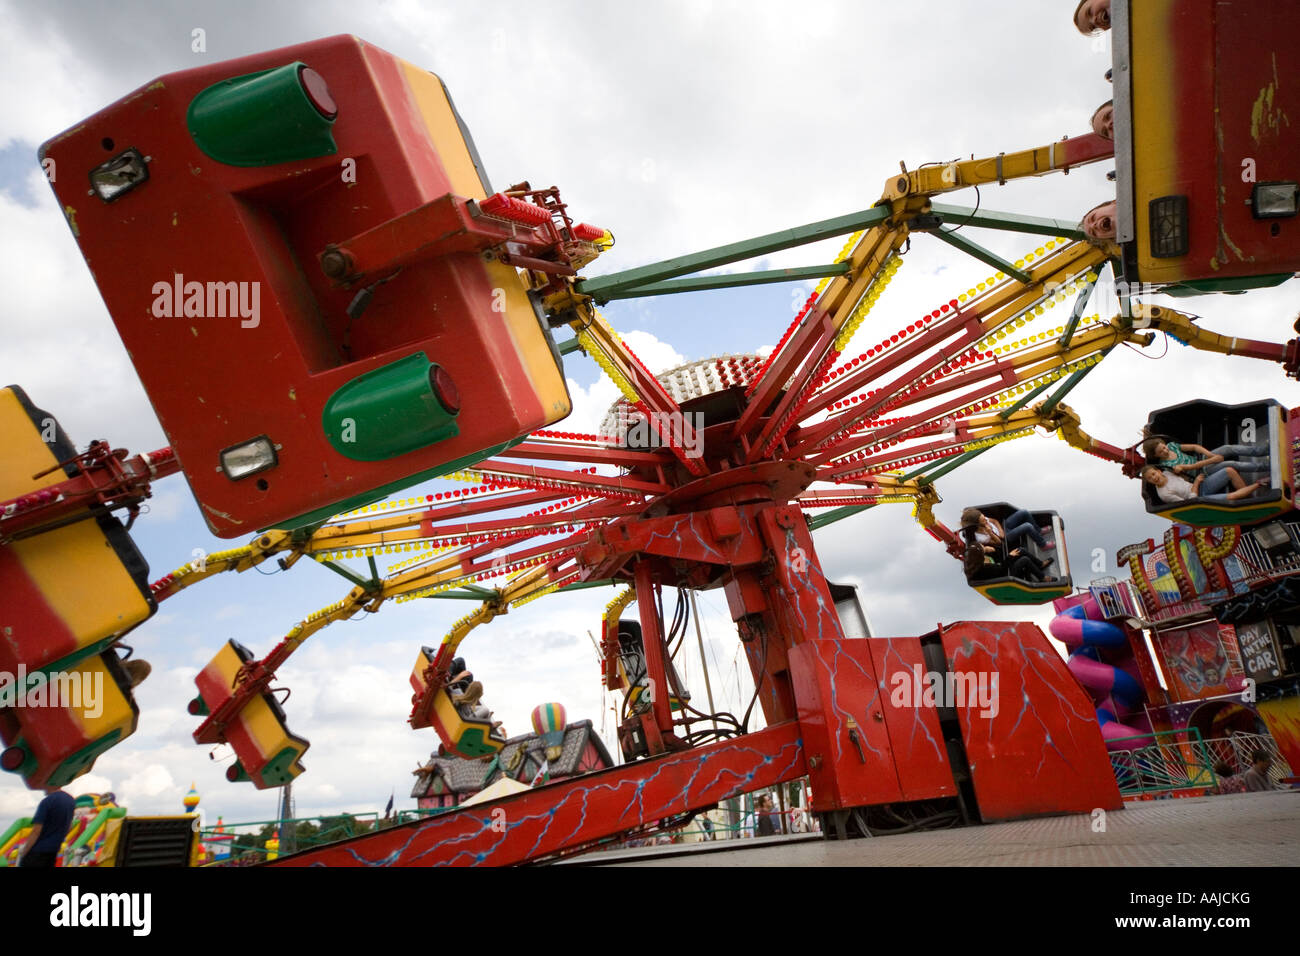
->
<box><xmin>530</xmin><ymin>703</ymin><xmax>567</xmax><ymax>762</ymax></box>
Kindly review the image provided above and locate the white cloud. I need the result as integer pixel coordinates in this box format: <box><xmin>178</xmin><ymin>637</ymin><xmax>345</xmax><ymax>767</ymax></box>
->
<box><xmin>119</xmin><ymin>764</ymin><xmax>176</xmax><ymax>801</ymax></box>
<box><xmin>0</xmin><ymin>10</ymin><xmax>102</xmax><ymax>150</ymax></box>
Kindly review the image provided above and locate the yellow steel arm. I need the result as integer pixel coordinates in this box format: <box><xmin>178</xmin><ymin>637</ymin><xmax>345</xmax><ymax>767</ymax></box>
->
<box><xmin>565</xmin><ymin>302</ymin><xmax>642</xmax><ymax>404</ymax></box>
<box><xmin>816</xmin><ymin>315</ymin><xmax>1147</xmax><ymax>472</ymax></box>
<box><xmin>152</xmin><ymin>529</ymin><xmax>300</xmax><ymax>601</ymax></box>
<box><xmin>599</xmin><ymin>586</ymin><xmax>637</xmax><ymax>691</ymax></box>
<box><xmin>1036</xmin><ymin>401</ymin><xmax>1144</xmax><ymax>474</ymax></box>
<box><xmin>267</xmin><ymin>564</ymin><xmax>573</xmax><ymax>691</ymax></box>
<box><xmin>434</xmin><ymin>601</ymin><xmax>505</xmax><ymax>662</ymax></box>
<box><xmin>798</xmin><ymin>242</ymin><xmax>1111</xmax><ymax>455</ymax></box>
<box><xmin>1130</xmin><ymin>304</ymin><xmax>1300</xmax><ymax>370</ymax></box>
<box><xmin>910</xmin><ymin>484</ymin><xmax>965</xmax><ymax>558</ymax></box>
<box><xmin>282</xmin><ymin>584</ymin><xmax>373</xmax><ymax>645</ymax></box>
<box><xmin>881</xmin><ymin>135</ymin><xmax>1113</xmax><ymax>200</ymax></box>
<box><xmin>815</xmin><ymin>221</ymin><xmax>913</xmax><ymax>334</ymax></box>
<box><xmin>985</xmin><ymin>317</ymin><xmax>1152</xmax><ymax>391</ymax></box>
<box><xmin>558</xmin><ymin>301</ymin><xmax>706</xmax><ymax>474</ymax></box>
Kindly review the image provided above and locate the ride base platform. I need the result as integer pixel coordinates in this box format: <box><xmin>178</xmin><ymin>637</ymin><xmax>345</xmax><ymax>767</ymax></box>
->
<box><xmin>584</xmin><ymin>791</ymin><xmax>1299</xmax><ymax>867</ymax></box>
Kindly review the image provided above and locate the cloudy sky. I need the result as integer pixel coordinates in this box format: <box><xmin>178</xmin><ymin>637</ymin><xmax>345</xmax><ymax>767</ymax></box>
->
<box><xmin>2</xmin><ymin>0</ymin><xmax>1297</xmax><ymax>833</ymax></box>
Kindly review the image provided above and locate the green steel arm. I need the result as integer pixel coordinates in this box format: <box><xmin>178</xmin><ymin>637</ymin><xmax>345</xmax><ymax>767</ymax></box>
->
<box><xmin>807</xmin><ymin>503</ymin><xmax>876</xmax><ymax>532</ymax></box>
<box><xmin>997</xmin><ymin>379</ymin><xmax>1054</xmax><ymax>420</ymax></box>
<box><xmin>1058</xmin><ymin>277</ymin><xmax>1097</xmax><ymax>348</ymax></box>
<box><xmin>915</xmin><ymin>446</ymin><xmax>993</xmax><ymax>486</ymax></box>
<box><xmin>595</xmin><ymin>264</ymin><xmax>849</xmax><ymax>301</ymax></box>
<box><xmin>1040</xmin><ymin>346</ymin><xmax>1113</xmax><ymax>415</ymax></box>
<box><xmin>929</xmin><ymin>228</ymin><xmax>1032</xmax><ymax>284</ymax></box>
<box><xmin>929</xmin><ymin>203</ymin><xmax>1087</xmax><ymax>240</ymax></box>
<box><xmin>576</xmin><ymin>206</ymin><xmax>891</xmax><ymax>301</ymax></box>
<box><xmin>319</xmin><ymin>559</ymin><xmax>374</xmax><ymax>589</ymax></box>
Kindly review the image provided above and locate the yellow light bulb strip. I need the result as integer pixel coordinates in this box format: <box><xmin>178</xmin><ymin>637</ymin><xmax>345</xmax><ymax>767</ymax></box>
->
<box><xmin>160</xmin><ymin>544</ymin><xmax>255</xmax><ymax>582</ymax></box>
<box><xmin>962</xmin><ymin>426</ymin><xmax>1036</xmax><ymax>451</ymax></box>
<box><xmin>510</xmin><ymin>570</ymin><xmax>583</xmax><ymax>609</ymax></box>
<box><xmin>813</xmin><ymin>229</ymin><xmax>866</xmax><ymax>296</ymax></box>
<box><xmin>971</xmin><ymin>267</ymin><xmax>1099</xmax><ymax>352</ymax></box>
<box><xmin>577</xmin><ymin>325</ymin><xmax>639</xmax><ymax>403</ymax></box>
<box><xmin>832</xmin><ymin>255</ymin><xmax>903</xmax><ymax>352</ymax></box>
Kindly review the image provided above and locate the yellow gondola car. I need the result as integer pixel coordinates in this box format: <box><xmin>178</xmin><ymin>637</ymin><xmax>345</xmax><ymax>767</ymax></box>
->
<box><xmin>964</xmin><ymin>502</ymin><xmax>1072</xmax><ymax>606</ymax></box>
<box><xmin>0</xmin><ymin>650</ymin><xmax>140</xmax><ymax>789</ymax></box>
<box><xmin>1141</xmin><ymin>400</ymin><xmax>1292</xmax><ymax>527</ymax></box>
<box><xmin>408</xmin><ymin>646</ymin><xmax>504</xmax><ymax>758</ymax></box>
<box><xmin>190</xmin><ymin>640</ymin><xmax>308</xmax><ymax>789</ymax></box>
<box><xmin>0</xmin><ymin>386</ymin><xmax>155</xmax><ymax>679</ymax></box>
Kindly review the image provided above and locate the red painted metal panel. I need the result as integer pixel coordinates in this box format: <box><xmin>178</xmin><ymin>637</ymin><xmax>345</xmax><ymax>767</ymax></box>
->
<box><xmin>939</xmin><ymin>622</ymin><xmax>1122</xmax><ymax>820</ymax></box>
<box><xmin>1130</xmin><ymin>0</ymin><xmax>1300</xmax><ymax>284</ymax></box>
<box><xmin>271</xmin><ymin>721</ymin><xmax>805</xmax><ymax>866</ymax></box>
<box><xmin>1208</xmin><ymin>4</ymin><xmax>1299</xmax><ymax>274</ymax></box>
<box><xmin>866</xmin><ymin>638</ymin><xmax>958</xmax><ymax>800</ymax></box>
<box><xmin>41</xmin><ymin>36</ymin><xmax>569</xmax><ymax>537</ymax></box>
<box><xmin>0</xmin><ymin>546</ymin><xmax>79</xmax><ymax>674</ymax></box>
<box><xmin>758</xmin><ymin>506</ymin><xmax>842</xmax><ymax>646</ymax></box>
<box><xmin>789</xmin><ymin>641</ymin><xmax>903</xmax><ymax>811</ymax></box>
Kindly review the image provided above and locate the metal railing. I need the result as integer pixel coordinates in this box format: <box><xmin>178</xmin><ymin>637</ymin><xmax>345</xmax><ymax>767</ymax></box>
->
<box><xmin>1108</xmin><ymin>728</ymin><xmax>1293</xmax><ymax>796</ymax></box>
<box><xmin>1205</xmin><ymin>731</ymin><xmax>1294</xmax><ymax>787</ymax></box>
<box><xmin>1231</xmin><ymin>525</ymin><xmax>1300</xmax><ymax>584</ymax></box>
<box><xmin>199</xmin><ymin>811</ymin><xmax>387</xmax><ymax>862</ymax></box>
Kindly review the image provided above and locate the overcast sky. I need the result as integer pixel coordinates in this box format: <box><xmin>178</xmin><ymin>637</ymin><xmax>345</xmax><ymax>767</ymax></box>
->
<box><xmin>2</xmin><ymin>0</ymin><xmax>1297</xmax><ymax>833</ymax></box>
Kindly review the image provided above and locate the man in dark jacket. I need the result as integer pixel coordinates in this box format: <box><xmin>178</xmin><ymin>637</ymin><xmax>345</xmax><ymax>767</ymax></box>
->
<box><xmin>20</xmin><ymin>786</ymin><xmax>76</xmax><ymax>868</ymax></box>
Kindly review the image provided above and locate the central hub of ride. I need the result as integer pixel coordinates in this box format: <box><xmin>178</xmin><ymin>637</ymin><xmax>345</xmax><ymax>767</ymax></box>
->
<box><xmin>598</xmin><ymin>355</ymin><xmax>818</xmax><ymax>507</ymax></box>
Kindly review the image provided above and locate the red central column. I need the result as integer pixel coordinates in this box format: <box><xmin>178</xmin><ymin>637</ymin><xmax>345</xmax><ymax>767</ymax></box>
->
<box><xmin>634</xmin><ymin>559</ymin><xmax>675</xmax><ymax>751</ymax></box>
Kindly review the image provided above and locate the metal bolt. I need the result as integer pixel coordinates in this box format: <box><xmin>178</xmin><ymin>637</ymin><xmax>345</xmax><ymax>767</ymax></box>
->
<box><xmin>320</xmin><ymin>249</ymin><xmax>351</xmax><ymax>279</ymax></box>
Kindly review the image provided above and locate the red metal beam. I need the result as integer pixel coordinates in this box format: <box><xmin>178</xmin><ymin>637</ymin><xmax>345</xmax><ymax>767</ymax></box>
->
<box><xmin>634</xmin><ymin>561</ymin><xmax>674</xmax><ymax>745</ymax></box>
<box><xmin>793</xmin><ymin>325</ymin><xmax>990</xmax><ymax>454</ymax></box>
<box><xmin>318</xmin><ymin>194</ymin><xmax>552</xmax><ymax>283</ymax></box>
<box><xmin>809</xmin><ymin>310</ymin><xmax>984</xmax><ymax>414</ymax></box>
<box><xmin>270</xmin><ymin>720</ymin><xmax>806</xmax><ymax>866</ymax></box>
<box><xmin>0</xmin><ymin>444</ymin><xmax>179</xmax><ymax>542</ymax></box>
<box><xmin>805</xmin><ymin>352</ymin><xmax>1022</xmax><ymax>467</ymax></box>
<box><xmin>472</xmin><ymin>459</ymin><xmax>670</xmax><ymax>496</ymax></box>
<box><xmin>500</xmin><ymin>440</ymin><xmax>671</xmax><ymax>467</ymax></box>
<box><xmin>415</xmin><ymin>501</ymin><xmax>629</xmax><ymax>543</ymax></box>
<box><xmin>733</xmin><ymin>308</ymin><xmax>834</xmax><ymax>440</ymax></box>
<box><xmin>411</xmin><ymin>488</ymin><xmax>574</xmax><ymax>524</ymax></box>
